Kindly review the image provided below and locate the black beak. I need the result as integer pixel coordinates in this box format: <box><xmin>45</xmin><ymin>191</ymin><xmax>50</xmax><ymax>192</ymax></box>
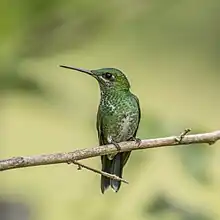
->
<box><xmin>59</xmin><ymin>65</ymin><xmax>94</xmax><ymax>76</ymax></box>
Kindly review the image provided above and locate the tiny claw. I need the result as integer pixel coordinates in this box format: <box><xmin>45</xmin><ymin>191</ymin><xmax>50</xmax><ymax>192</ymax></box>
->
<box><xmin>130</xmin><ymin>137</ymin><xmax>141</xmax><ymax>146</ymax></box>
<box><xmin>111</xmin><ymin>141</ymin><xmax>121</xmax><ymax>151</ymax></box>
<box><xmin>135</xmin><ymin>137</ymin><xmax>142</xmax><ymax>146</ymax></box>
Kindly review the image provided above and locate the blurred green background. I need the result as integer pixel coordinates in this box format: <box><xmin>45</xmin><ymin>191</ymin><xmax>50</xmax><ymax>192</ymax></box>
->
<box><xmin>0</xmin><ymin>0</ymin><xmax>219</xmax><ymax>219</ymax></box>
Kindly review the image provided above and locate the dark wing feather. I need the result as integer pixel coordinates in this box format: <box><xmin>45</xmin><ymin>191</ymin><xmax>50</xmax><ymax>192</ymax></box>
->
<box><xmin>96</xmin><ymin>107</ymin><xmax>105</xmax><ymax>145</ymax></box>
<box><xmin>97</xmin><ymin>108</ymin><xmax>112</xmax><ymax>193</ymax></box>
<box><xmin>132</xmin><ymin>93</ymin><xmax>141</xmax><ymax>137</ymax></box>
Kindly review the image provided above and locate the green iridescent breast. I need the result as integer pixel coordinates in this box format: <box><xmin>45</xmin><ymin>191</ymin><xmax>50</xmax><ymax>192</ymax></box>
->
<box><xmin>97</xmin><ymin>90</ymin><xmax>140</xmax><ymax>144</ymax></box>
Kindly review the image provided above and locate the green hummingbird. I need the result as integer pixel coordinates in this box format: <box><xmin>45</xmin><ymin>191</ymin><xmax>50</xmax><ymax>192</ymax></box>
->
<box><xmin>60</xmin><ymin>65</ymin><xmax>141</xmax><ymax>193</ymax></box>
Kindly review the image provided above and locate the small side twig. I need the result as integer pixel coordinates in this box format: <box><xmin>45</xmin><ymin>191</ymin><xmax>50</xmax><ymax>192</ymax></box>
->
<box><xmin>69</xmin><ymin>160</ymin><xmax>129</xmax><ymax>184</ymax></box>
<box><xmin>175</xmin><ymin>128</ymin><xmax>191</xmax><ymax>143</ymax></box>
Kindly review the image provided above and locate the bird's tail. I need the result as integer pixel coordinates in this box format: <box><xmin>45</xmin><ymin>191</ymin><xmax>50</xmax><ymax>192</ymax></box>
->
<box><xmin>101</xmin><ymin>155</ymin><xmax>112</xmax><ymax>193</ymax></box>
<box><xmin>110</xmin><ymin>153</ymin><xmax>123</xmax><ymax>192</ymax></box>
<box><xmin>101</xmin><ymin>153</ymin><xmax>126</xmax><ymax>194</ymax></box>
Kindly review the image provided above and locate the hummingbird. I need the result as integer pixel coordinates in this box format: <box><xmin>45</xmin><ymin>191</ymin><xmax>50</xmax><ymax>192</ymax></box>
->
<box><xmin>60</xmin><ymin>65</ymin><xmax>141</xmax><ymax>193</ymax></box>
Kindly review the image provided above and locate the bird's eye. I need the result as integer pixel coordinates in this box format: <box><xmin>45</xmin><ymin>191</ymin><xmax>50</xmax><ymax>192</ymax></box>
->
<box><xmin>103</xmin><ymin>72</ymin><xmax>113</xmax><ymax>80</ymax></box>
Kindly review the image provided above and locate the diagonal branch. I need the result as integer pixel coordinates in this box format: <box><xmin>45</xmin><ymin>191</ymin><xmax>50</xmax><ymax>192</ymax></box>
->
<box><xmin>0</xmin><ymin>130</ymin><xmax>220</xmax><ymax>172</ymax></box>
<box><xmin>70</xmin><ymin>160</ymin><xmax>129</xmax><ymax>184</ymax></box>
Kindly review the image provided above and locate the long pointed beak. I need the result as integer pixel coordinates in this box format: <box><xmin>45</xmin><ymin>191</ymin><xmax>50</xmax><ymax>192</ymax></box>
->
<box><xmin>59</xmin><ymin>65</ymin><xmax>93</xmax><ymax>76</ymax></box>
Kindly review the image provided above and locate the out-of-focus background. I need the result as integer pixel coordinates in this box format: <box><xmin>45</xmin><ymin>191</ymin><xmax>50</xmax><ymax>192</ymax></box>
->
<box><xmin>0</xmin><ymin>0</ymin><xmax>219</xmax><ymax>220</ymax></box>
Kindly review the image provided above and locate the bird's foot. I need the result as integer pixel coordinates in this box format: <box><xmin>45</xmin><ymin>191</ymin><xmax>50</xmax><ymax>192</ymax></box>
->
<box><xmin>108</xmin><ymin>136</ymin><xmax>121</xmax><ymax>151</ymax></box>
<box><xmin>110</xmin><ymin>140</ymin><xmax>121</xmax><ymax>151</ymax></box>
<box><xmin>130</xmin><ymin>137</ymin><xmax>142</xmax><ymax>146</ymax></box>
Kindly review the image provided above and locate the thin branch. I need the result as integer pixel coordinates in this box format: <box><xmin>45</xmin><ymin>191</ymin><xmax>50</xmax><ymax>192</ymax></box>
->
<box><xmin>70</xmin><ymin>160</ymin><xmax>128</xmax><ymax>184</ymax></box>
<box><xmin>0</xmin><ymin>130</ymin><xmax>220</xmax><ymax>172</ymax></box>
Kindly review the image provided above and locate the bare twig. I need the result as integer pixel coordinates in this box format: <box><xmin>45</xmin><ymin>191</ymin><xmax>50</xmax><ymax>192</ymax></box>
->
<box><xmin>70</xmin><ymin>160</ymin><xmax>128</xmax><ymax>184</ymax></box>
<box><xmin>0</xmin><ymin>130</ymin><xmax>220</xmax><ymax>172</ymax></box>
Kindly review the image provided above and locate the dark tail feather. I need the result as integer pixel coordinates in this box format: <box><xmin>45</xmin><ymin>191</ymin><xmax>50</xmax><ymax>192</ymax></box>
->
<box><xmin>101</xmin><ymin>155</ymin><xmax>112</xmax><ymax>194</ymax></box>
<box><xmin>101</xmin><ymin>152</ymin><xmax>131</xmax><ymax>193</ymax></box>
<box><xmin>110</xmin><ymin>153</ymin><xmax>123</xmax><ymax>192</ymax></box>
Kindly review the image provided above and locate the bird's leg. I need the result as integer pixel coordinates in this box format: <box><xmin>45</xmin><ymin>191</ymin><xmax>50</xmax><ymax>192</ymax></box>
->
<box><xmin>108</xmin><ymin>136</ymin><xmax>121</xmax><ymax>151</ymax></box>
<box><xmin>130</xmin><ymin>136</ymin><xmax>141</xmax><ymax>146</ymax></box>
<box><xmin>111</xmin><ymin>140</ymin><xmax>121</xmax><ymax>151</ymax></box>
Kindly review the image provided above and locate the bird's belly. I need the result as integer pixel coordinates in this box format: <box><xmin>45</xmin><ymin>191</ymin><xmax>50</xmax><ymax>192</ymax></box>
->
<box><xmin>108</xmin><ymin>113</ymin><xmax>139</xmax><ymax>142</ymax></box>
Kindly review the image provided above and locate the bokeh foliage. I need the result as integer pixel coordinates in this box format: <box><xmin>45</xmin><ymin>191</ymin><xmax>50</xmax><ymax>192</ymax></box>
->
<box><xmin>0</xmin><ymin>0</ymin><xmax>219</xmax><ymax>220</ymax></box>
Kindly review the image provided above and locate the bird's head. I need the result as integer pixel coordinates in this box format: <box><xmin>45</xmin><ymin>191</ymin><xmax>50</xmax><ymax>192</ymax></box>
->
<box><xmin>60</xmin><ymin>65</ymin><xmax>130</xmax><ymax>92</ymax></box>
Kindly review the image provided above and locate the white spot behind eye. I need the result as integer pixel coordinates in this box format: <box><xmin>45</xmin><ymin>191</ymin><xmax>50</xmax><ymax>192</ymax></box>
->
<box><xmin>100</xmin><ymin>76</ymin><xmax>114</xmax><ymax>85</ymax></box>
